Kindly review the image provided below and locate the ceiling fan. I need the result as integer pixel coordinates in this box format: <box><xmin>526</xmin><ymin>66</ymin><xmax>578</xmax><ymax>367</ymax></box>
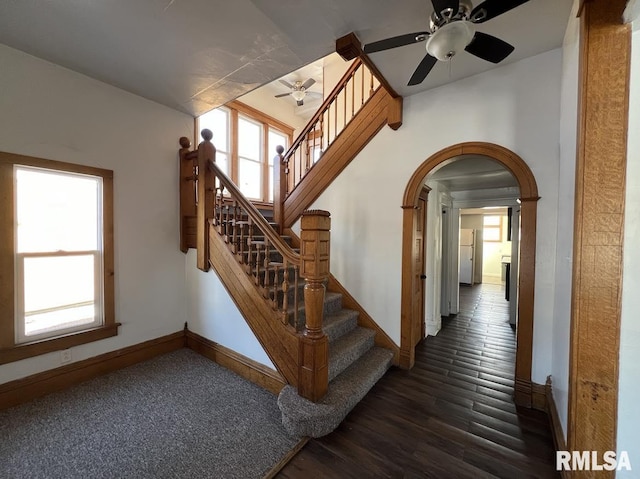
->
<box><xmin>274</xmin><ymin>78</ymin><xmax>322</xmax><ymax>106</ymax></box>
<box><xmin>363</xmin><ymin>0</ymin><xmax>530</xmax><ymax>86</ymax></box>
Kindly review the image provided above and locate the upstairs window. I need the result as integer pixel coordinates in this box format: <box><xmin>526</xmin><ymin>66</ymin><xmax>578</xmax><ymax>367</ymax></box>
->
<box><xmin>0</xmin><ymin>153</ymin><xmax>116</xmax><ymax>365</ymax></box>
<box><xmin>197</xmin><ymin>101</ymin><xmax>293</xmax><ymax>204</ymax></box>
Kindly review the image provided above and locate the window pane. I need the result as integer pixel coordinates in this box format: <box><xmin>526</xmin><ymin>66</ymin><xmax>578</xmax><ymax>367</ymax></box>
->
<box><xmin>483</xmin><ymin>215</ymin><xmax>501</xmax><ymax>226</ymax></box>
<box><xmin>199</xmin><ymin>108</ymin><xmax>229</xmax><ymax>152</ymax></box>
<box><xmin>215</xmin><ymin>153</ymin><xmax>230</xmax><ymax>177</ymax></box>
<box><xmin>268</xmin><ymin>130</ymin><xmax>288</xmax><ymax>166</ymax></box>
<box><xmin>238</xmin><ymin>117</ymin><xmax>261</xmax><ymax>160</ymax></box>
<box><xmin>16</xmin><ymin>167</ymin><xmax>100</xmax><ymax>253</ymax></box>
<box><xmin>239</xmin><ymin>159</ymin><xmax>261</xmax><ymax>199</ymax></box>
<box><xmin>22</xmin><ymin>254</ymin><xmax>98</xmax><ymax>337</ymax></box>
<box><xmin>483</xmin><ymin>228</ymin><xmax>501</xmax><ymax>242</ymax></box>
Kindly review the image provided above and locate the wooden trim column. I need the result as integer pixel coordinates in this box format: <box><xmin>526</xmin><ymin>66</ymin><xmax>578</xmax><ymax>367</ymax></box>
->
<box><xmin>298</xmin><ymin>210</ymin><xmax>331</xmax><ymax>402</ymax></box>
<box><xmin>568</xmin><ymin>0</ymin><xmax>631</xmax><ymax>466</ymax></box>
<box><xmin>196</xmin><ymin>129</ymin><xmax>216</xmax><ymax>272</ymax></box>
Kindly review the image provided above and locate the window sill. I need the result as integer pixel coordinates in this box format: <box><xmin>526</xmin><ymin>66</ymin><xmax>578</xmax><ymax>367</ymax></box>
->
<box><xmin>0</xmin><ymin>323</ymin><xmax>120</xmax><ymax>365</ymax></box>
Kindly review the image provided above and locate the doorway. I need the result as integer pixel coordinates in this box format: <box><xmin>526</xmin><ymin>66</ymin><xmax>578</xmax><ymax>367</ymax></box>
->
<box><xmin>400</xmin><ymin>142</ymin><xmax>539</xmax><ymax>407</ymax></box>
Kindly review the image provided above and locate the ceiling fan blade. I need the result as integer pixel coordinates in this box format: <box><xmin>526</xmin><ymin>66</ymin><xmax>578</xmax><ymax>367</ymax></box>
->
<box><xmin>306</xmin><ymin>91</ymin><xmax>323</xmax><ymax>98</ymax></box>
<box><xmin>470</xmin><ymin>0</ymin><xmax>529</xmax><ymax>23</ymax></box>
<box><xmin>274</xmin><ymin>93</ymin><xmax>291</xmax><ymax>98</ymax></box>
<box><xmin>408</xmin><ymin>54</ymin><xmax>438</xmax><ymax>86</ymax></box>
<box><xmin>297</xmin><ymin>99</ymin><xmax>304</xmax><ymax>106</ymax></box>
<box><xmin>301</xmin><ymin>78</ymin><xmax>316</xmax><ymax>90</ymax></box>
<box><xmin>363</xmin><ymin>31</ymin><xmax>430</xmax><ymax>54</ymax></box>
<box><xmin>431</xmin><ymin>0</ymin><xmax>459</xmax><ymax>18</ymax></box>
<box><xmin>464</xmin><ymin>32</ymin><xmax>515</xmax><ymax>63</ymax></box>
<box><xmin>278</xmin><ymin>79</ymin><xmax>294</xmax><ymax>89</ymax></box>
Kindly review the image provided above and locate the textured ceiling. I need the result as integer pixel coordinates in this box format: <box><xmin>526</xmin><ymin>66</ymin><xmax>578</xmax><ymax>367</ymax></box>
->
<box><xmin>0</xmin><ymin>0</ymin><xmax>573</xmax><ymax>117</ymax></box>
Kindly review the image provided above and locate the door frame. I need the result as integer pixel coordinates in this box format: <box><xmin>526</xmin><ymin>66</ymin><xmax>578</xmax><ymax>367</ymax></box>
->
<box><xmin>399</xmin><ymin>142</ymin><xmax>539</xmax><ymax>407</ymax></box>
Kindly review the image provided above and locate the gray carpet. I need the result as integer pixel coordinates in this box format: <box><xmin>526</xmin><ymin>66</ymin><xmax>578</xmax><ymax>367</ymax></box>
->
<box><xmin>0</xmin><ymin>348</ymin><xmax>300</xmax><ymax>479</ymax></box>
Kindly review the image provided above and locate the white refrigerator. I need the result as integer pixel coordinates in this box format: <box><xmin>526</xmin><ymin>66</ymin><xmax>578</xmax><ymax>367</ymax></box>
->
<box><xmin>459</xmin><ymin>229</ymin><xmax>475</xmax><ymax>285</ymax></box>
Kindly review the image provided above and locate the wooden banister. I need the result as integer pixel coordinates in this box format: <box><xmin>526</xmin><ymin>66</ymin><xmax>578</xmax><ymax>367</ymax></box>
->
<box><xmin>273</xmin><ymin>145</ymin><xmax>286</xmax><ymax>234</ymax></box>
<box><xmin>283</xmin><ymin>58</ymin><xmax>363</xmax><ymax>160</ymax></box>
<box><xmin>196</xmin><ymin>130</ymin><xmax>216</xmax><ymax>271</ymax></box>
<box><xmin>190</xmin><ymin>130</ymin><xmax>331</xmax><ymax>402</ymax></box>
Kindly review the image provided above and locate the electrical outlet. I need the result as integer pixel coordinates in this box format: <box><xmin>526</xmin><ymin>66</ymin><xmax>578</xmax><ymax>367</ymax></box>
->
<box><xmin>60</xmin><ymin>349</ymin><xmax>72</xmax><ymax>364</ymax></box>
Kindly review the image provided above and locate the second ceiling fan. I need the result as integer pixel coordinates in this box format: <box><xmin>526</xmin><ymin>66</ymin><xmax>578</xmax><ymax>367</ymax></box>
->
<box><xmin>363</xmin><ymin>0</ymin><xmax>530</xmax><ymax>86</ymax></box>
<box><xmin>274</xmin><ymin>78</ymin><xmax>322</xmax><ymax>106</ymax></box>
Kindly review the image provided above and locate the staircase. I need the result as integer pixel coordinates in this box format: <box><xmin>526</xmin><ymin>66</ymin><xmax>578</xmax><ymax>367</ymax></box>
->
<box><xmin>278</xmin><ymin>292</ymin><xmax>393</xmax><ymax>437</ymax></box>
<box><xmin>178</xmin><ymin>43</ymin><xmax>402</xmax><ymax>438</ymax></box>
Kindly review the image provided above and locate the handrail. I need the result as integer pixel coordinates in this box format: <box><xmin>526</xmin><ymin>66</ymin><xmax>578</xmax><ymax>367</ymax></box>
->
<box><xmin>207</xmin><ymin>159</ymin><xmax>300</xmax><ymax>266</ymax></box>
<box><xmin>279</xmin><ymin>57</ymin><xmax>381</xmax><ymax>202</ymax></box>
<box><xmin>283</xmin><ymin>58</ymin><xmax>363</xmax><ymax>160</ymax></box>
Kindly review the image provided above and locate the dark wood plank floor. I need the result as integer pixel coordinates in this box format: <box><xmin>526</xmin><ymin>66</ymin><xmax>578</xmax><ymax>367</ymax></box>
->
<box><xmin>278</xmin><ymin>283</ymin><xmax>558</xmax><ymax>479</ymax></box>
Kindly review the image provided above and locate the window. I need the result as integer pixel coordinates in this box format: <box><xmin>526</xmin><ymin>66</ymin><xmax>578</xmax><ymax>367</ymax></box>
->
<box><xmin>0</xmin><ymin>152</ymin><xmax>116</xmax><ymax>365</ymax></box>
<box><xmin>483</xmin><ymin>215</ymin><xmax>503</xmax><ymax>242</ymax></box>
<box><xmin>197</xmin><ymin>101</ymin><xmax>293</xmax><ymax>204</ymax></box>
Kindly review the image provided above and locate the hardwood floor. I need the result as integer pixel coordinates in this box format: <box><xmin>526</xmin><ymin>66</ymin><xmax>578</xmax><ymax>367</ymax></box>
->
<box><xmin>277</xmin><ymin>283</ymin><xmax>558</xmax><ymax>478</ymax></box>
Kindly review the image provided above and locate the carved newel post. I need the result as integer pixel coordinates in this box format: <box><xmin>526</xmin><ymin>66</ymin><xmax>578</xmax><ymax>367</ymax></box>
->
<box><xmin>272</xmin><ymin>145</ymin><xmax>287</xmax><ymax>233</ymax></box>
<box><xmin>196</xmin><ymin>129</ymin><xmax>216</xmax><ymax>272</ymax></box>
<box><xmin>178</xmin><ymin>137</ymin><xmax>195</xmax><ymax>254</ymax></box>
<box><xmin>298</xmin><ymin>210</ymin><xmax>331</xmax><ymax>402</ymax></box>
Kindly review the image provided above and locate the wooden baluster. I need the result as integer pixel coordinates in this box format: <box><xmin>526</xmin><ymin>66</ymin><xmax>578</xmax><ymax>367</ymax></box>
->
<box><xmin>281</xmin><ymin>261</ymin><xmax>289</xmax><ymax>324</ymax></box>
<box><xmin>319</xmin><ymin>115</ymin><xmax>324</xmax><ymax>158</ymax></box>
<box><xmin>246</xmin><ymin>217</ymin><xmax>254</xmax><ymax>275</ymax></box>
<box><xmin>333</xmin><ymin>97</ymin><xmax>338</xmax><ymax>140</ymax></box>
<box><xmin>263</xmin><ymin>239</ymin><xmax>271</xmax><ymax>295</ymax></box>
<box><xmin>238</xmin><ymin>209</ymin><xmax>246</xmax><ymax>263</ymax></box>
<box><xmin>272</xmin><ymin>145</ymin><xmax>286</xmax><ymax>234</ymax></box>
<box><xmin>272</xmin><ymin>263</ymin><xmax>279</xmax><ymax>309</ymax></box>
<box><xmin>254</xmin><ymin>242</ymin><xmax>262</xmax><ymax>286</ymax></box>
<box><xmin>343</xmin><ymin>88</ymin><xmax>347</xmax><ymax>133</ymax></box>
<box><xmin>369</xmin><ymin>67</ymin><xmax>375</xmax><ymax>97</ymax></box>
<box><xmin>351</xmin><ymin>72</ymin><xmax>355</xmax><ymax>118</ymax></box>
<box><xmin>231</xmin><ymin>200</ymin><xmax>239</xmax><ymax>253</ymax></box>
<box><xmin>196</xmin><ymin>129</ymin><xmax>216</xmax><ymax>272</ymax></box>
<box><xmin>361</xmin><ymin>66</ymin><xmax>365</xmax><ymax>106</ymax></box>
<box><xmin>298</xmin><ymin>210</ymin><xmax>331</xmax><ymax>402</ymax></box>
<box><xmin>305</xmin><ymin>131</ymin><xmax>311</xmax><ymax>172</ymax></box>
<box><xmin>293</xmin><ymin>265</ymin><xmax>299</xmax><ymax>330</ymax></box>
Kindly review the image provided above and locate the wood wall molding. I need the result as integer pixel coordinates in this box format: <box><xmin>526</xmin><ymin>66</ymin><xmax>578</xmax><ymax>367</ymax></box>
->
<box><xmin>400</xmin><ymin>143</ymin><xmax>539</xmax><ymax>409</ymax></box>
<box><xmin>185</xmin><ymin>330</ymin><xmax>286</xmax><ymax>395</ymax></box>
<box><xmin>0</xmin><ymin>331</ymin><xmax>185</xmax><ymax>411</ymax></box>
<box><xmin>567</xmin><ymin>0</ymin><xmax>630</xmax><ymax>465</ymax></box>
<box><xmin>283</xmin><ymin>87</ymin><xmax>392</xmax><ymax>227</ymax></box>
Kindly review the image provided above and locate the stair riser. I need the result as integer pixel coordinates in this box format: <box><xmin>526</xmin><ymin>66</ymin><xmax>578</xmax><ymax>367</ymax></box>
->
<box><xmin>328</xmin><ymin>330</ymin><xmax>376</xmax><ymax>382</ymax></box>
<box><xmin>289</xmin><ymin>293</ymin><xmax>343</xmax><ymax>328</ymax></box>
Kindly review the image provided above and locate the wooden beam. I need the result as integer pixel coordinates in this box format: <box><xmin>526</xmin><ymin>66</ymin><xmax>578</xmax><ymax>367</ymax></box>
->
<box><xmin>567</xmin><ymin>0</ymin><xmax>630</xmax><ymax>468</ymax></box>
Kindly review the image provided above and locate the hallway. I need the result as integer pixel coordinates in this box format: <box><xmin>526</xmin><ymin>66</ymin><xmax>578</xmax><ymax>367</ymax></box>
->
<box><xmin>277</xmin><ymin>283</ymin><xmax>558</xmax><ymax>478</ymax></box>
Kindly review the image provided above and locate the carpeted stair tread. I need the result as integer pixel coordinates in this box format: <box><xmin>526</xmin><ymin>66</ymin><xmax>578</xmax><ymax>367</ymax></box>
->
<box><xmin>278</xmin><ymin>347</ymin><xmax>394</xmax><ymax>438</ymax></box>
<box><xmin>288</xmin><ymin>291</ymin><xmax>343</xmax><ymax>316</ymax></box>
<box><xmin>323</xmin><ymin>309</ymin><xmax>359</xmax><ymax>342</ymax></box>
<box><xmin>328</xmin><ymin>327</ymin><xmax>376</xmax><ymax>381</ymax></box>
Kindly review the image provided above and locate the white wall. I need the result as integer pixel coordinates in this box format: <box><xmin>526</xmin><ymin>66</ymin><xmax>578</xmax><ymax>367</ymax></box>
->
<box><xmin>552</xmin><ymin>0</ymin><xmax>581</xmax><ymax>440</ymax></box>
<box><xmin>0</xmin><ymin>45</ymin><xmax>193</xmax><ymax>384</ymax></box>
<box><xmin>309</xmin><ymin>48</ymin><xmax>564</xmax><ymax>385</ymax></box>
<box><xmin>185</xmin><ymin>251</ymin><xmax>274</xmax><ymax>367</ymax></box>
<box><xmin>616</xmin><ymin>27</ymin><xmax>640</xmax><ymax>478</ymax></box>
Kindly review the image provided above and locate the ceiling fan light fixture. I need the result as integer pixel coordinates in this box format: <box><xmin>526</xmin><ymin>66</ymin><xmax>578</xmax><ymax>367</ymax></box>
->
<box><xmin>291</xmin><ymin>89</ymin><xmax>306</xmax><ymax>102</ymax></box>
<box><xmin>426</xmin><ymin>21</ymin><xmax>475</xmax><ymax>61</ymax></box>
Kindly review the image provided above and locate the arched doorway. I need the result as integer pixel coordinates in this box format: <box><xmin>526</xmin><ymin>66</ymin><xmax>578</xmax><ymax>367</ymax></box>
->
<box><xmin>400</xmin><ymin>142</ymin><xmax>539</xmax><ymax>407</ymax></box>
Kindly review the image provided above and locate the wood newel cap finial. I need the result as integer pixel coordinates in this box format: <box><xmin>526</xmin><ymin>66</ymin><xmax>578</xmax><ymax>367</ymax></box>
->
<box><xmin>200</xmin><ymin>128</ymin><xmax>213</xmax><ymax>142</ymax></box>
<box><xmin>179</xmin><ymin>137</ymin><xmax>191</xmax><ymax>149</ymax></box>
<box><xmin>276</xmin><ymin>144</ymin><xmax>285</xmax><ymax>155</ymax></box>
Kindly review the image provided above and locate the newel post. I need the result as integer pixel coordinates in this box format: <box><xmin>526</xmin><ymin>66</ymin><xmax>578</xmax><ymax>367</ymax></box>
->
<box><xmin>196</xmin><ymin>129</ymin><xmax>216</xmax><ymax>272</ymax></box>
<box><xmin>298</xmin><ymin>210</ymin><xmax>331</xmax><ymax>402</ymax></box>
<box><xmin>179</xmin><ymin>137</ymin><xmax>195</xmax><ymax>253</ymax></box>
<box><xmin>272</xmin><ymin>145</ymin><xmax>287</xmax><ymax>233</ymax></box>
